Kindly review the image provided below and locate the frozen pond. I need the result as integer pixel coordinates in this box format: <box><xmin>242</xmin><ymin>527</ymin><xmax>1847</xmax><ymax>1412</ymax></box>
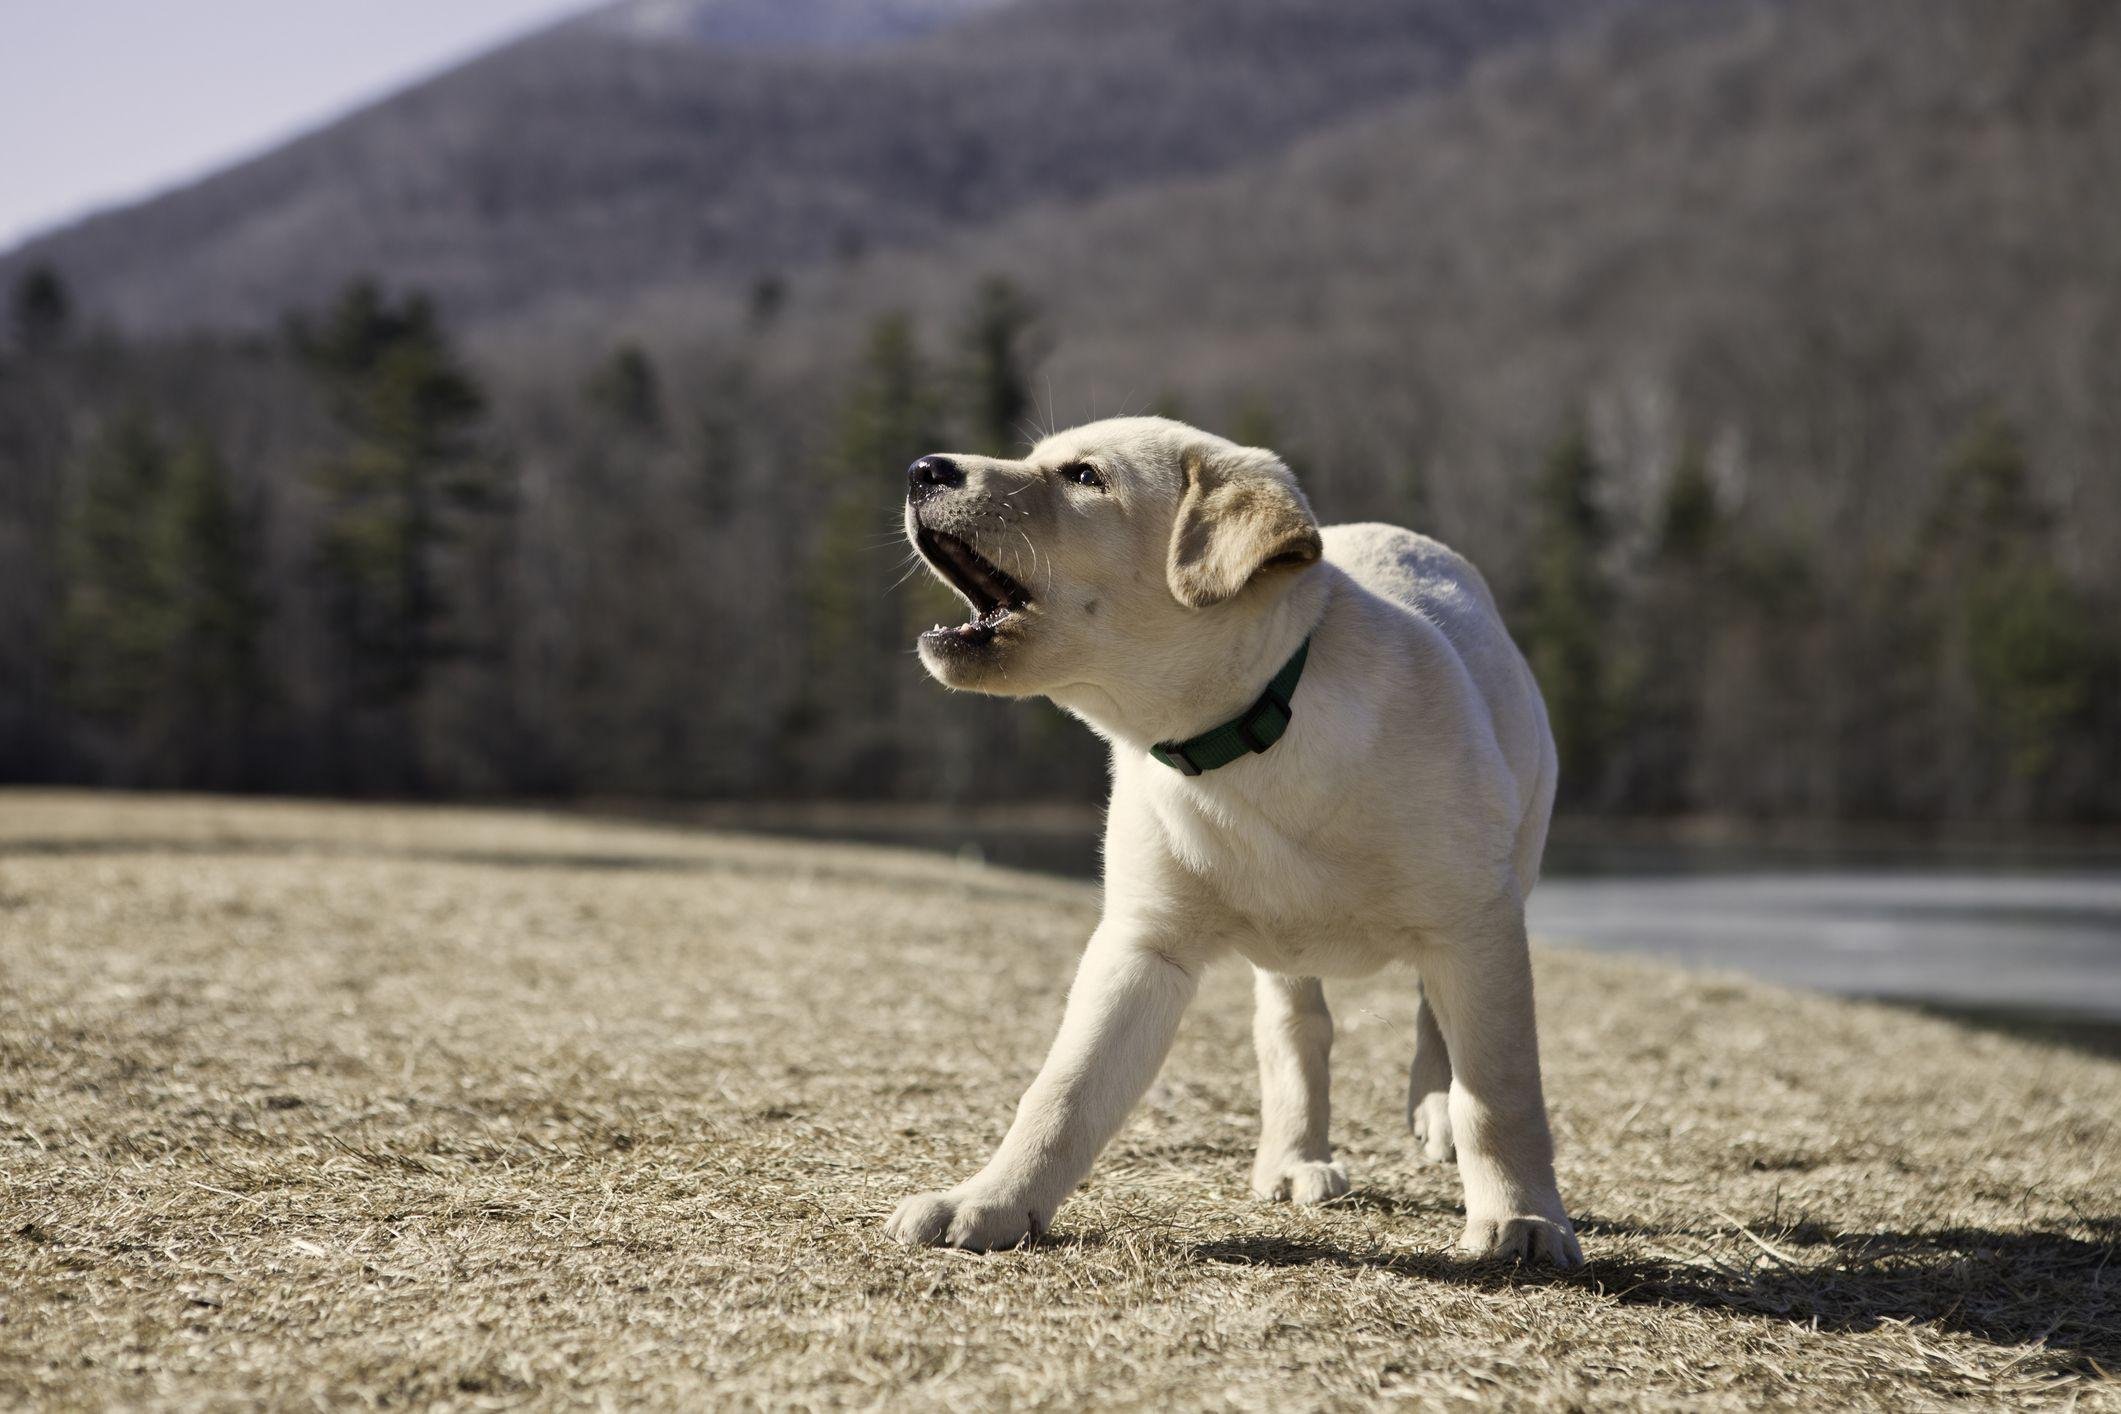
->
<box><xmin>1527</xmin><ymin>871</ymin><xmax>2121</xmax><ymax>1021</ymax></box>
<box><xmin>665</xmin><ymin>807</ymin><xmax>2121</xmax><ymax>1024</ymax></box>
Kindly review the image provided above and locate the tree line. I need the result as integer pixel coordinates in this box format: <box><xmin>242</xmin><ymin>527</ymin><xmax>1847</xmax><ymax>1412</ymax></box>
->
<box><xmin>2</xmin><ymin>263</ymin><xmax>2115</xmax><ymax>821</ymax></box>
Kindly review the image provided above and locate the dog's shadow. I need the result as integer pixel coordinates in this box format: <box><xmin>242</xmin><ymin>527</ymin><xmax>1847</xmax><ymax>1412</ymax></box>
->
<box><xmin>1189</xmin><ymin>1213</ymin><xmax>2121</xmax><ymax>1375</ymax></box>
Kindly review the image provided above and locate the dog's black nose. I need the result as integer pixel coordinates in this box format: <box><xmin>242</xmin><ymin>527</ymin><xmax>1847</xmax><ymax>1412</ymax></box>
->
<box><xmin>907</xmin><ymin>455</ymin><xmax>963</xmax><ymax>500</ymax></box>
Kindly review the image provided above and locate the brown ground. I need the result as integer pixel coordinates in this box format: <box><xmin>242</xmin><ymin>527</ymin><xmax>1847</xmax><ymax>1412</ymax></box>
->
<box><xmin>2</xmin><ymin>791</ymin><xmax>2115</xmax><ymax>1410</ymax></box>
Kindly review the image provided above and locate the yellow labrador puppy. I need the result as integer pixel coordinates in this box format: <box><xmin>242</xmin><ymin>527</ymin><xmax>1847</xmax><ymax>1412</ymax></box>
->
<box><xmin>887</xmin><ymin>417</ymin><xmax>1578</xmax><ymax>1267</ymax></box>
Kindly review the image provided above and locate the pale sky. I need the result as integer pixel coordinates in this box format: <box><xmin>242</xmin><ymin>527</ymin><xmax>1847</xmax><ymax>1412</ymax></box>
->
<box><xmin>0</xmin><ymin>0</ymin><xmax>597</xmax><ymax>253</ymax></box>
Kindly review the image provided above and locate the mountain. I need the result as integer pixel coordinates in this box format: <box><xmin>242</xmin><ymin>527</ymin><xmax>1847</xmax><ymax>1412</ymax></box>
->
<box><xmin>7</xmin><ymin>0</ymin><xmax>2119</xmax><ymax>818</ymax></box>
<box><xmin>0</xmin><ymin>0</ymin><xmax>1633</xmax><ymax>334</ymax></box>
<box><xmin>675</xmin><ymin>0</ymin><xmax>2120</xmax><ymax>575</ymax></box>
<box><xmin>589</xmin><ymin>0</ymin><xmax>1013</xmax><ymax>49</ymax></box>
<box><xmin>456</xmin><ymin>0</ymin><xmax>2114</xmax><ymax>818</ymax></box>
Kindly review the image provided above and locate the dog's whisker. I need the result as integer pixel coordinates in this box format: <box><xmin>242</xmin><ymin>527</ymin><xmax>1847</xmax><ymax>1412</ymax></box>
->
<box><xmin>1013</xmin><ymin>527</ymin><xmax>1037</xmax><ymax>578</ymax></box>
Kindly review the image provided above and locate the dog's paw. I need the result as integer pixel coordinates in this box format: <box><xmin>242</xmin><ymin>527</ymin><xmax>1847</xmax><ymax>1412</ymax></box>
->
<box><xmin>1251</xmin><ymin>1157</ymin><xmax>1350</xmax><ymax>1205</ymax></box>
<box><xmin>1457</xmin><ymin>1213</ymin><xmax>1582</xmax><ymax>1269</ymax></box>
<box><xmin>1410</xmin><ymin>1092</ymin><xmax>1455</xmax><ymax>1164</ymax></box>
<box><xmin>885</xmin><ymin>1188</ymin><xmax>1047</xmax><ymax>1251</ymax></box>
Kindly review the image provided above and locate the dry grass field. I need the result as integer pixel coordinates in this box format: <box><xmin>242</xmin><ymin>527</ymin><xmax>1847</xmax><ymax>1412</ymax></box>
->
<box><xmin>2</xmin><ymin>791</ymin><xmax>2116</xmax><ymax>1410</ymax></box>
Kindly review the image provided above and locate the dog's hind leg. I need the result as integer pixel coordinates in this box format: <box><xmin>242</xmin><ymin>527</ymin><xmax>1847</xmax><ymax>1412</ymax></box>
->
<box><xmin>1407</xmin><ymin>977</ymin><xmax>1456</xmax><ymax>1163</ymax></box>
<box><xmin>1416</xmin><ymin>907</ymin><xmax>1580</xmax><ymax>1268</ymax></box>
<box><xmin>1250</xmin><ymin>970</ymin><xmax>1349</xmax><ymax>1203</ymax></box>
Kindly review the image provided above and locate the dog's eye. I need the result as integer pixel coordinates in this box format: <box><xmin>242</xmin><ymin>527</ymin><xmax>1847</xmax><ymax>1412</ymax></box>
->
<box><xmin>1060</xmin><ymin>463</ymin><xmax>1105</xmax><ymax>490</ymax></box>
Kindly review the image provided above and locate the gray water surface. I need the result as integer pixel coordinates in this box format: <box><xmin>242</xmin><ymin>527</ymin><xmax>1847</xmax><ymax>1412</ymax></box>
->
<box><xmin>699</xmin><ymin>812</ymin><xmax>2121</xmax><ymax>1022</ymax></box>
<box><xmin>1527</xmin><ymin>871</ymin><xmax>2121</xmax><ymax>1021</ymax></box>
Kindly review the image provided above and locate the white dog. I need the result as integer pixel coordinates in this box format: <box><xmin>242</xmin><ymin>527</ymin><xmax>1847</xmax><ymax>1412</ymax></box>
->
<box><xmin>886</xmin><ymin>417</ymin><xmax>1579</xmax><ymax>1267</ymax></box>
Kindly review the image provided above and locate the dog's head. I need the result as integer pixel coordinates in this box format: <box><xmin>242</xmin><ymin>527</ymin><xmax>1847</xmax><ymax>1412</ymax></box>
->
<box><xmin>902</xmin><ymin>417</ymin><xmax>1321</xmax><ymax>697</ymax></box>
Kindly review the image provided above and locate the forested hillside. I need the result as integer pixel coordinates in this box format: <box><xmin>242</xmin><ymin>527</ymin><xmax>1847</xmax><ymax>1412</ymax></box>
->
<box><xmin>0</xmin><ymin>0</ymin><xmax>1619</xmax><ymax>333</ymax></box>
<box><xmin>2</xmin><ymin>0</ymin><xmax>2117</xmax><ymax>820</ymax></box>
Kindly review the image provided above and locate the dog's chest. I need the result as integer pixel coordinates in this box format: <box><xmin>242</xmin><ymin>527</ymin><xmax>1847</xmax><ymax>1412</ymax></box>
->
<box><xmin>1151</xmin><ymin>791</ymin><xmax>1415</xmax><ymax>976</ymax></box>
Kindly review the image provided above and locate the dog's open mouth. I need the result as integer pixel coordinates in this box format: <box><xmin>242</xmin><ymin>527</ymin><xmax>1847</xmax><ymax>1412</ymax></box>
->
<box><xmin>915</xmin><ymin>526</ymin><xmax>1031</xmax><ymax>647</ymax></box>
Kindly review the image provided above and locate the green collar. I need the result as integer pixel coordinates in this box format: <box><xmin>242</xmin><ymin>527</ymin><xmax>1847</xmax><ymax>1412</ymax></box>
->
<box><xmin>1149</xmin><ymin>637</ymin><xmax>1311</xmax><ymax>776</ymax></box>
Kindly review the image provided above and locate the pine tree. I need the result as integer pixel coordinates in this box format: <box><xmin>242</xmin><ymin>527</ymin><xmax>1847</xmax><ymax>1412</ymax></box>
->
<box><xmin>1623</xmin><ymin>440</ymin><xmax>1722</xmax><ymax>810</ymax></box>
<box><xmin>747</xmin><ymin>273</ymin><xmax>787</xmax><ymax>331</ymax></box>
<box><xmin>1397</xmin><ymin>461</ymin><xmax>1431</xmax><ymax>530</ymax></box>
<box><xmin>1656</xmin><ymin>440</ymin><xmax>1719</xmax><ymax>563</ymax></box>
<box><xmin>803</xmin><ymin>313</ymin><xmax>945</xmax><ymax>784</ymax></box>
<box><xmin>11</xmin><ymin>264</ymin><xmax>72</xmax><ymax>356</ymax></box>
<box><xmin>155</xmin><ymin>436</ymin><xmax>267</xmax><ymax>783</ymax></box>
<box><xmin>957</xmin><ymin>275</ymin><xmax>1042</xmax><ymax>455</ymax></box>
<box><xmin>583</xmin><ymin>343</ymin><xmax>664</xmax><ymax>435</ymax></box>
<box><xmin>695</xmin><ymin>399</ymin><xmax>744</xmax><ymax>518</ymax></box>
<box><xmin>298</xmin><ymin>282</ymin><xmax>512</xmax><ymax>782</ymax></box>
<box><xmin>56</xmin><ymin>413</ymin><xmax>173</xmax><ymax>722</ymax></box>
<box><xmin>1925</xmin><ymin>412</ymin><xmax>2096</xmax><ymax>797</ymax></box>
<box><xmin>816</xmin><ymin>313</ymin><xmax>944</xmax><ymax>640</ymax></box>
<box><xmin>54</xmin><ymin>418</ymin><xmax>267</xmax><ymax>783</ymax></box>
<box><xmin>1229</xmin><ymin>397</ymin><xmax>1306</xmax><ymax>482</ymax></box>
<box><xmin>1925</xmin><ymin>412</ymin><xmax>2049</xmax><ymax>566</ymax></box>
<box><xmin>1523</xmin><ymin>427</ymin><xmax>1613</xmax><ymax>802</ymax></box>
<box><xmin>1230</xmin><ymin>397</ymin><xmax>1280</xmax><ymax>451</ymax></box>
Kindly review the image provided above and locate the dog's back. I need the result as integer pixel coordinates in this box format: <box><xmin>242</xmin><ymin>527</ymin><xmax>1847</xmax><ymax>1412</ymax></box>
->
<box><xmin>1322</xmin><ymin>522</ymin><xmax>1558</xmax><ymax>891</ymax></box>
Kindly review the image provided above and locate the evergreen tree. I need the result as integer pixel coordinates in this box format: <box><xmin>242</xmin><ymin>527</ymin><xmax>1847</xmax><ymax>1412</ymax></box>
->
<box><xmin>957</xmin><ymin>275</ymin><xmax>1042</xmax><ymax>455</ymax></box>
<box><xmin>805</xmin><ymin>313</ymin><xmax>945</xmax><ymax>783</ymax></box>
<box><xmin>1396</xmin><ymin>461</ymin><xmax>1431</xmax><ymax>530</ymax></box>
<box><xmin>1230</xmin><ymin>397</ymin><xmax>1281</xmax><ymax>451</ymax></box>
<box><xmin>1621</xmin><ymin>440</ymin><xmax>1723</xmax><ymax>810</ymax></box>
<box><xmin>54</xmin><ymin>417</ymin><xmax>267</xmax><ymax>783</ymax></box>
<box><xmin>816</xmin><ymin>314</ymin><xmax>943</xmax><ymax>639</ymax></box>
<box><xmin>1656</xmin><ymin>440</ymin><xmax>1719</xmax><ymax>563</ymax></box>
<box><xmin>56</xmin><ymin>413</ymin><xmax>172</xmax><ymax>722</ymax></box>
<box><xmin>298</xmin><ymin>282</ymin><xmax>512</xmax><ymax>775</ymax></box>
<box><xmin>1229</xmin><ymin>396</ymin><xmax>1308</xmax><ymax>483</ymax></box>
<box><xmin>1964</xmin><ymin>559</ymin><xmax>2097</xmax><ymax>784</ymax></box>
<box><xmin>1924</xmin><ymin>412</ymin><xmax>2096</xmax><ymax>797</ymax></box>
<box><xmin>829</xmin><ymin>314</ymin><xmax>941</xmax><ymax>513</ymax></box>
<box><xmin>583</xmin><ymin>343</ymin><xmax>664</xmax><ymax>435</ymax></box>
<box><xmin>747</xmin><ymin>273</ymin><xmax>787</xmax><ymax>331</ymax></box>
<box><xmin>1522</xmin><ymin>427</ymin><xmax>1613</xmax><ymax>801</ymax></box>
<box><xmin>11</xmin><ymin>264</ymin><xmax>72</xmax><ymax>356</ymax></box>
<box><xmin>155</xmin><ymin>436</ymin><xmax>267</xmax><ymax>783</ymax></box>
<box><xmin>1924</xmin><ymin>412</ymin><xmax>2049</xmax><ymax>566</ymax></box>
<box><xmin>695</xmin><ymin>400</ymin><xmax>744</xmax><ymax>518</ymax></box>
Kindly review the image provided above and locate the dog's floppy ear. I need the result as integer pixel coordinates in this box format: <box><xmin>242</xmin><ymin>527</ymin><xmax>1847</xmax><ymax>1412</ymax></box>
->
<box><xmin>1166</xmin><ymin>443</ymin><xmax>1323</xmax><ymax>608</ymax></box>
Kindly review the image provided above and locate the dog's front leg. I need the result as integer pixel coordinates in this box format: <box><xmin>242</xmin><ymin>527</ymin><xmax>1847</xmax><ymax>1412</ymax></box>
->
<box><xmin>1249</xmin><ymin>970</ymin><xmax>1349</xmax><ymax>1203</ymax></box>
<box><xmin>886</xmin><ymin>919</ymin><xmax>1200</xmax><ymax>1249</ymax></box>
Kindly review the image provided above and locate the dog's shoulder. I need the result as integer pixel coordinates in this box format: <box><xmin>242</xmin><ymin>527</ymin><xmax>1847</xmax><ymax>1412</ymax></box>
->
<box><xmin>1314</xmin><ymin>523</ymin><xmax>1542</xmax><ymax>776</ymax></box>
<box><xmin>1319</xmin><ymin>522</ymin><xmax>1501</xmax><ymax>631</ymax></box>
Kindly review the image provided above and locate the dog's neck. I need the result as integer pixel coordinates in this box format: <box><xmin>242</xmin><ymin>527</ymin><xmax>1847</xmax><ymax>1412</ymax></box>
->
<box><xmin>1049</xmin><ymin>567</ymin><xmax>1332</xmax><ymax>753</ymax></box>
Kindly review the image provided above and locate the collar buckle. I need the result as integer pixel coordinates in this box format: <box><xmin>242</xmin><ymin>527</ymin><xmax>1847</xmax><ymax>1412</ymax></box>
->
<box><xmin>1234</xmin><ymin>688</ymin><xmax>1290</xmax><ymax>753</ymax></box>
<box><xmin>1152</xmin><ymin>742</ymin><xmax>1204</xmax><ymax>776</ymax></box>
